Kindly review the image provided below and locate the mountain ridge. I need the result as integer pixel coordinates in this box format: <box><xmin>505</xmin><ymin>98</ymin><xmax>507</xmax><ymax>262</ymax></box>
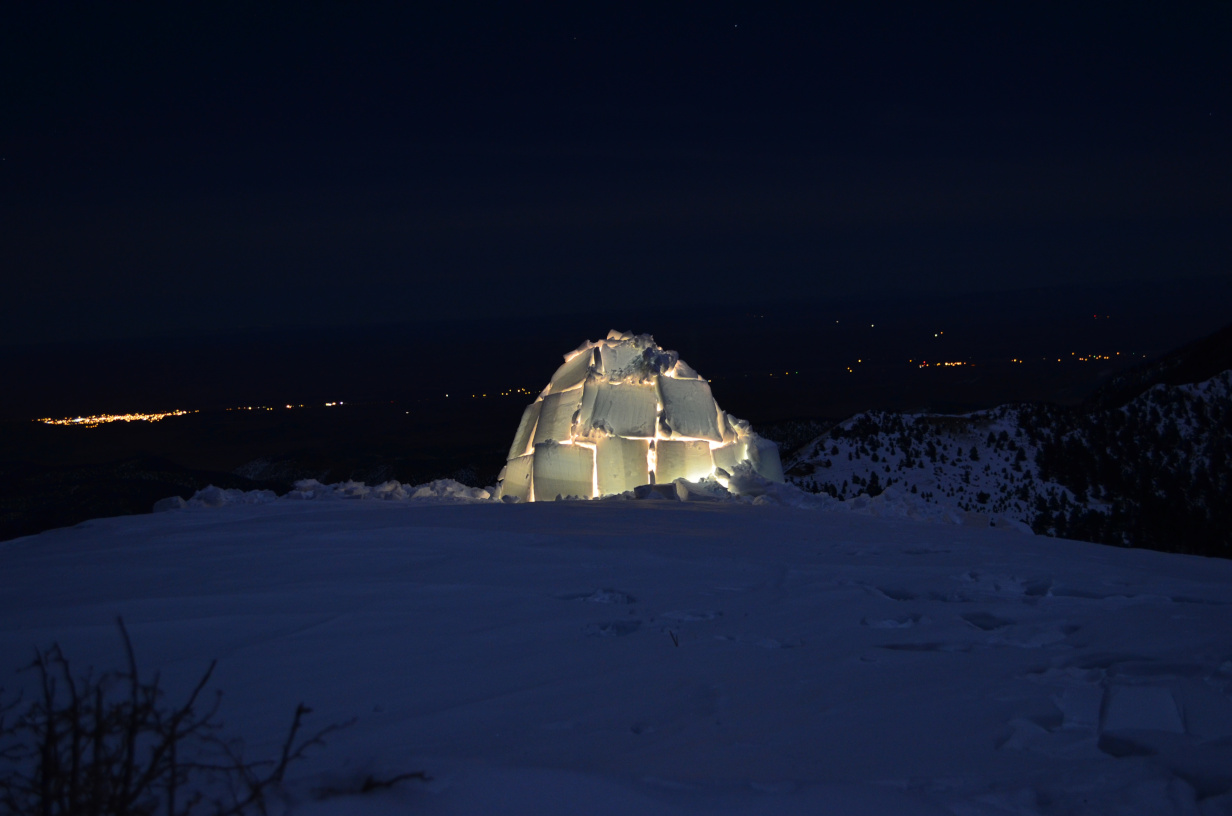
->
<box><xmin>783</xmin><ymin>322</ymin><xmax>1232</xmax><ymax>556</ymax></box>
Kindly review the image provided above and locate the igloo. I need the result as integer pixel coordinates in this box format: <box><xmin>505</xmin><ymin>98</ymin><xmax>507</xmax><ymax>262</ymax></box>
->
<box><xmin>495</xmin><ymin>331</ymin><xmax>784</xmax><ymax>502</ymax></box>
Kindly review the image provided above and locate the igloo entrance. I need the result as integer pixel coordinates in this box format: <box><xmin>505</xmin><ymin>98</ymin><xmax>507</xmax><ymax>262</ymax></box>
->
<box><xmin>495</xmin><ymin>331</ymin><xmax>783</xmax><ymax>502</ymax></box>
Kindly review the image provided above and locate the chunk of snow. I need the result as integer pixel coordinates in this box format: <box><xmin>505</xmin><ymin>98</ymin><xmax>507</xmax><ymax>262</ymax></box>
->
<box><xmin>658</xmin><ymin>376</ymin><xmax>723</xmax><ymax>442</ymax></box>
<box><xmin>547</xmin><ymin>346</ymin><xmax>597</xmax><ymax>394</ymax></box>
<box><xmin>712</xmin><ymin>439</ymin><xmax>747</xmax><ymax>474</ymax></box>
<box><xmin>746</xmin><ymin>435</ymin><xmax>785</xmax><ymax>482</ymax></box>
<box><xmin>578</xmin><ymin>380</ymin><xmax>657</xmax><ymax>438</ymax></box>
<box><xmin>533</xmin><ymin>390</ymin><xmax>583</xmax><ymax>445</ymax></box>
<box><xmin>179</xmin><ymin>485</ymin><xmax>278</xmax><ymax>508</ymax></box>
<box><xmin>499</xmin><ymin>453</ymin><xmax>534</xmax><ymax>503</ymax></box>
<box><xmin>598</xmin><ymin>340</ymin><xmax>648</xmax><ymax>381</ymax></box>
<box><xmin>152</xmin><ymin>496</ymin><xmax>186</xmax><ymax>512</ymax></box>
<box><xmin>655</xmin><ymin>439</ymin><xmax>714</xmax><ymax>483</ymax></box>
<box><xmin>673</xmin><ymin>477</ymin><xmax>731</xmax><ymax>502</ymax></box>
<box><xmin>595</xmin><ymin>435</ymin><xmax>650</xmax><ymax>496</ymax></box>
<box><xmin>334</xmin><ymin>480</ymin><xmax>371</xmax><ymax>499</ymax></box>
<box><xmin>370</xmin><ymin>480</ymin><xmax>408</xmax><ymax>500</ymax></box>
<box><xmin>533</xmin><ymin>441</ymin><xmax>595</xmax><ymax>500</ymax></box>
<box><xmin>669</xmin><ymin>359</ymin><xmax>701</xmax><ymax>379</ymax></box>
<box><xmin>631</xmin><ymin>483</ymin><xmax>682</xmax><ymax>500</ymax></box>
<box><xmin>409</xmin><ymin>479</ymin><xmax>492</xmax><ymax>501</ymax></box>
<box><xmin>507</xmin><ymin>401</ymin><xmax>542</xmax><ymax>460</ymax></box>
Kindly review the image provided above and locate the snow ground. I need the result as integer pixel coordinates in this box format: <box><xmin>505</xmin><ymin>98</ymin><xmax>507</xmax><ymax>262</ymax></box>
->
<box><xmin>3</xmin><ymin>498</ymin><xmax>1232</xmax><ymax>814</ymax></box>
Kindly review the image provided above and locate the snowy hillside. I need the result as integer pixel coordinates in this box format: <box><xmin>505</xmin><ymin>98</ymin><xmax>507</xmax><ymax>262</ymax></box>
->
<box><xmin>3</xmin><ymin>496</ymin><xmax>1232</xmax><ymax>814</ymax></box>
<box><xmin>786</xmin><ymin>369</ymin><xmax>1232</xmax><ymax>555</ymax></box>
<box><xmin>787</xmin><ymin>405</ymin><xmax>1062</xmax><ymax>528</ymax></box>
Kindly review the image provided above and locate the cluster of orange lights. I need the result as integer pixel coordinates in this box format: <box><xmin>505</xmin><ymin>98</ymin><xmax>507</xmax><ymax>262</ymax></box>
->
<box><xmin>916</xmin><ymin>361</ymin><xmax>970</xmax><ymax>369</ymax></box>
<box><xmin>227</xmin><ymin>401</ymin><xmax>345</xmax><ymax>411</ymax></box>
<box><xmin>38</xmin><ymin>410</ymin><xmax>196</xmax><ymax>428</ymax></box>
<box><xmin>452</xmin><ymin>387</ymin><xmax>538</xmax><ymax>399</ymax></box>
<box><xmin>43</xmin><ymin>401</ymin><xmax>356</xmax><ymax>427</ymax></box>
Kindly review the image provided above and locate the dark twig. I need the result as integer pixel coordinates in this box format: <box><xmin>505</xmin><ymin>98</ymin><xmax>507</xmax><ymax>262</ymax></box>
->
<box><xmin>359</xmin><ymin>771</ymin><xmax>431</xmax><ymax>792</ymax></box>
<box><xmin>311</xmin><ymin>770</ymin><xmax>432</xmax><ymax>800</ymax></box>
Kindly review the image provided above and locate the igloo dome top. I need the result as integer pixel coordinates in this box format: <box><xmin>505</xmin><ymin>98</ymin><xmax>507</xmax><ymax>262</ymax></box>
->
<box><xmin>495</xmin><ymin>331</ymin><xmax>783</xmax><ymax>502</ymax></box>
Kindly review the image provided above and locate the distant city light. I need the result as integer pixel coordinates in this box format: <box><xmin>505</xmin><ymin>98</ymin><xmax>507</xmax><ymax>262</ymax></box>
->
<box><xmin>38</xmin><ymin>410</ymin><xmax>195</xmax><ymax>428</ymax></box>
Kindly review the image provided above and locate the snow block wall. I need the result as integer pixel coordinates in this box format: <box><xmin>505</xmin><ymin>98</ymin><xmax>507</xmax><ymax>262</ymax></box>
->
<box><xmin>495</xmin><ymin>331</ymin><xmax>784</xmax><ymax>501</ymax></box>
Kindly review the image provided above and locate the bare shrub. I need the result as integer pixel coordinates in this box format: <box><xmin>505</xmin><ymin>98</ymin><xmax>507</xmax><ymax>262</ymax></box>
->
<box><xmin>0</xmin><ymin>618</ymin><xmax>349</xmax><ymax>816</ymax></box>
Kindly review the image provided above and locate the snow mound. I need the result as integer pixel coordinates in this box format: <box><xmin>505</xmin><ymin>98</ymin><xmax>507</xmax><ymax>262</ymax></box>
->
<box><xmin>496</xmin><ymin>332</ymin><xmax>784</xmax><ymax>502</ymax></box>
<box><xmin>282</xmin><ymin>478</ymin><xmax>490</xmax><ymax>502</ymax></box>
<box><xmin>154</xmin><ymin>485</ymin><xmax>278</xmax><ymax>510</ymax></box>
<box><xmin>155</xmin><ymin>479</ymin><xmax>492</xmax><ymax>511</ymax></box>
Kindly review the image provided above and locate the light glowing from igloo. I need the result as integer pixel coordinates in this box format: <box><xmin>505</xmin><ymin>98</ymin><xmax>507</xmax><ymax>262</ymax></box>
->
<box><xmin>495</xmin><ymin>331</ymin><xmax>784</xmax><ymax>502</ymax></box>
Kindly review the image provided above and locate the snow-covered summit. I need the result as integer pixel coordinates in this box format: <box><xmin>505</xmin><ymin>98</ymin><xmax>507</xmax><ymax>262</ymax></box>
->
<box><xmin>786</xmin><ymin>368</ymin><xmax>1232</xmax><ymax>553</ymax></box>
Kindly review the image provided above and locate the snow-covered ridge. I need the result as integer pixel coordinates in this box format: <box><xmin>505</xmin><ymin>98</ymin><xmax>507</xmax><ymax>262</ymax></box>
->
<box><xmin>1124</xmin><ymin>368</ymin><xmax>1232</xmax><ymax>441</ymax></box>
<box><xmin>788</xmin><ymin>404</ymin><xmax>1067</xmax><ymax>530</ymax></box>
<box><xmin>787</xmin><ymin>368</ymin><xmax>1232</xmax><ymax>550</ymax></box>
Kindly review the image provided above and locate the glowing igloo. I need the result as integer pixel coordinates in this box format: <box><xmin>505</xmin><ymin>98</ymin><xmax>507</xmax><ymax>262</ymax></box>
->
<box><xmin>495</xmin><ymin>331</ymin><xmax>784</xmax><ymax>502</ymax></box>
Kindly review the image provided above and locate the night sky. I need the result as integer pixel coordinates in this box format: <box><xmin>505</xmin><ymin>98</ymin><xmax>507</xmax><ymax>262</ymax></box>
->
<box><xmin>3</xmin><ymin>3</ymin><xmax>1229</xmax><ymax>347</ymax></box>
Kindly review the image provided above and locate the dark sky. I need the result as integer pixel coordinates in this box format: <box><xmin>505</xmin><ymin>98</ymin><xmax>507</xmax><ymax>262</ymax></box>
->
<box><xmin>3</xmin><ymin>2</ymin><xmax>1229</xmax><ymax>346</ymax></box>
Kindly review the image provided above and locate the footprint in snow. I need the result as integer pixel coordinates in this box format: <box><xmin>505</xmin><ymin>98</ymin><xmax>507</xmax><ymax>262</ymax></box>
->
<box><xmin>661</xmin><ymin>610</ymin><xmax>722</xmax><ymax>622</ymax></box>
<box><xmin>558</xmin><ymin>589</ymin><xmax>636</xmax><ymax>604</ymax></box>
<box><xmin>871</xmin><ymin>585</ymin><xmax>972</xmax><ymax>603</ymax></box>
<box><xmin>583</xmin><ymin>620</ymin><xmax>641</xmax><ymax>637</ymax></box>
<box><xmin>874</xmin><ymin>586</ymin><xmax>918</xmax><ymax>602</ymax></box>
<box><xmin>961</xmin><ymin>611</ymin><xmax>1015</xmax><ymax>631</ymax></box>
<box><xmin>958</xmin><ymin>571</ymin><xmax>1052</xmax><ymax>601</ymax></box>
<box><xmin>711</xmin><ymin>635</ymin><xmax>803</xmax><ymax>649</ymax></box>
<box><xmin>879</xmin><ymin>642</ymin><xmax>973</xmax><ymax>653</ymax></box>
<box><xmin>862</xmin><ymin>613</ymin><xmax>924</xmax><ymax>629</ymax></box>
